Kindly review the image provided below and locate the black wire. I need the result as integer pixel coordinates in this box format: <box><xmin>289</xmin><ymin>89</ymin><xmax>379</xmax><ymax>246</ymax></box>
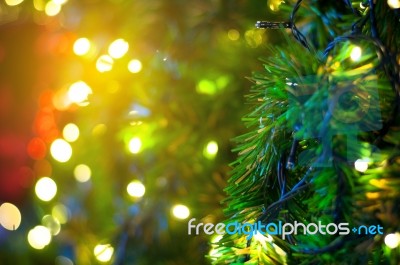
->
<box><xmin>290</xmin><ymin>0</ymin><xmax>311</xmax><ymax>50</ymax></box>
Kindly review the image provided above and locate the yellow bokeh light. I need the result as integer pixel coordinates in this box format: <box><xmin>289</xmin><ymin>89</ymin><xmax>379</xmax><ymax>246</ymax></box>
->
<box><xmin>128</xmin><ymin>59</ymin><xmax>142</xmax><ymax>73</ymax></box>
<box><xmin>388</xmin><ymin>0</ymin><xmax>400</xmax><ymax>9</ymax></box>
<box><xmin>227</xmin><ymin>29</ymin><xmax>240</xmax><ymax>41</ymax></box>
<box><xmin>27</xmin><ymin>225</ymin><xmax>52</xmax><ymax>250</ymax></box>
<box><xmin>354</xmin><ymin>159</ymin><xmax>368</xmax><ymax>172</ymax></box>
<box><xmin>50</xmin><ymin>139</ymin><xmax>72</xmax><ymax>163</ymax></box>
<box><xmin>52</xmin><ymin>88</ymin><xmax>72</xmax><ymax>111</ymax></box>
<box><xmin>33</xmin><ymin>0</ymin><xmax>45</xmax><ymax>11</ymax></box>
<box><xmin>203</xmin><ymin>141</ymin><xmax>218</xmax><ymax>159</ymax></box>
<box><xmin>52</xmin><ymin>204</ymin><xmax>69</xmax><ymax>224</ymax></box>
<box><xmin>45</xmin><ymin>1</ymin><xmax>61</xmax><ymax>16</ymax></box>
<box><xmin>42</xmin><ymin>215</ymin><xmax>61</xmax><ymax>235</ymax></box>
<box><xmin>74</xmin><ymin>164</ymin><xmax>92</xmax><ymax>182</ymax></box>
<box><xmin>385</xmin><ymin>233</ymin><xmax>400</xmax><ymax>249</ymax></box>
<box><xmin>350</xmin><ymin>46</ymin><xmax>362</xmax><ymax>61</ymax></box>
<box><xmin>73</xmin><ymin>38</ymin><xmax>91</xmax><ymax>56</ymax></box>
<box><xmin>94</xmin><ymin>244</ymin><xmax>114</xmax><ymax>262</ymax></box>
<box><xmin>53</xmin><ymin>0</ymin><xmax>68</xmax><ymax>5</ymax></box>
<box><xmin>108</xmin><ymin>39</ymin><xmax>129</xmax><ymax>59</ymax></box>
<box><xmin>172</xmin><ymin>204</ymin><xmax>190</xmax><ymax>220</ymax></box>
<box><xmin>96</xmin><ymin>55</ymin><xmax>114</xmax><ymax>72</ymax></box>
<box><xmin>127</xmin><ymin>180</ymin><xmax>145</xmax><ymax>198</ymax></box>
<box><xmin>5</xmin><ymin>0</ymin><xmax>24</xmax><ymax>6</ymax></box>
<box><xmin>268</xmin><ymin>0</ymin><xmax>284</xmax><ymax>11</ymax></box>
<box><xmin>63</xmin><ymin>123</ymin><xmax>80</xmax><ymax>142</ymax></box>
<box><xmin>128</xmin><ymin>137</ymin><xmax>142</xmax><ymax>154</ymax></box>
<box><xmin>67</xmin><ymin>81</ymin><xmax>92</xmax><ymax>104</ymax></box>
<box><xmin>244</xmin><ymin>29</ymin><xmax>263</xmax><ymax>48</ymax></box>
<box><xmin>0</xmin><ymin>203</ymin><xmax>22</xmax><ymax>231</ymax></box>
<box><xmin>35</xmin><ymin>177</ymin><xmax>57</xmax><ymax>202</ymax></box>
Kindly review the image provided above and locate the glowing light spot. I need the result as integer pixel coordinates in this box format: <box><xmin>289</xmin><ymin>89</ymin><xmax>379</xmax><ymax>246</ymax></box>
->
<box><xmin>5</xmin><ymin>0</ymin><xmax>24</xmax><ymax>6</ymax></box>
<box><xmin>203</xmin><ymin>141</ymin><xmax>218</xmax><ymax>159</ymax></box>
<box><xmin>27</xmin><ymin>226</ymin><xmax>52</xmax><ymax>249</ymax></box>
<box><xmin>385</xmin><ymin>233</ymin><xmax>400</xmax><ymax>249</ymax></box>
<box><xmin>196</xmin><ymin>79</ymin><xmax>217</xmax><ymax>95</ymax></box>
<box><xmin>128</xmin><ymin>137</ymin><xmax>142</xmax><ymax>154</ymax></box>
<box><xmin>269</xmin><ymin>0</ymin><xmax>284</xmax><ymax>11</ymax></box>
<box><xmin>53</xmin><ymin>0</ymin><xmax>68</xmax><ymax>5</ymax></box>
<box><xmin>245</xmin><ymin>29</ymin><xmax>263</xmax><ymax>48</ymax></box>
<box><xmin>388</xmin><ymin>0</ymin><xmax>400</xmax><ymax>9</ymax></box>
<box><xmin>52</xmin><ymin>89</ymin><xmax>72</xmax><ymax>111</ymax></box>
<box><xmin>350</xmin><ymin>46</ymin><xmax>362</xmax><ymax>61</ymax></box>
<box><xmin>52</xmin><ymin>204</ymin><xmax>69</xmax><ymax>224</ymax></box>
<box><xmin>94</xmin><ymin>244</ymin><xmax>114</xmax><ymax>262</ymax></box>
<box><xmin>45</xmin><ymin>1</ymin><xmax>61</xmax><ymax>16</ymax></box>
<box><xmin>96</xmin><ymin>55</ymin><xmax>114</xmax><ymax>72</ymax></box>
<box><xmin>27</xmin><ymin>137</ymin><xmax>47</xmax><ymax>160</ymax></box>
<box><xmin>227</xmin><ymin>29</ymin><xmax>240</xmax><ymax>41</ymax></box>
<box><xmin>172</xmin><ymin>204</ymin><xmax>190</xmax><ymax>220</ymax></box>
<box><xmin>42</xmin><ymin>215</ymin><xmax>61</xmax><ymax>235</ymax></box>
<box><xmin>35</xmin><ymin>177</ymin><xmax>57</xmax><ymax>202</ymax></box>
<box><xmin>62</xmin><ymin>123</ymin><xmax>79</xmax><ymax>143</ymax></box>
<box><xmin>67</xmin><ymin>81</ymin><xmax>92</xmax><ymax>104</ymax></box>
<box><xmin>127</xmin><ymin>180</ymin><xmax>145</xmax><ymax>198</ymax></box>
<box><xmin>108</xmin><ymin>39</ymin><xmax>129</xmax><ymax>59</ymax></box>
<box><xmin>128</xmin><ymin>59</ymin><xmax>142</xmax><ymax>73</ymax></box>
<box><xmin>354</xmin><ymin>159</ymin><xmax>369</xmax><ymax>172</ymax></box>
<box><xmin>73</xmin><ymin>38</ymin><xmax>91</xmax><ymax>56</ymax></box>
<box><xmin>74</xmin><ymin>164</ymin><xmax>91</xmax><ymax>182</ymax></box>
<box><xmin>50</xmin><ymin>139</ymin><xmax>72</xmax><ymax>163</ymax></box>
<box><xmin>0</xmin><ymin>203</ymin><xmax>22</xmax><ymax>231</ymax></box>
<box><xmin>33</xmin><ymin>0</ymin><xmax>45</xmax><ymax>10</ymax></box>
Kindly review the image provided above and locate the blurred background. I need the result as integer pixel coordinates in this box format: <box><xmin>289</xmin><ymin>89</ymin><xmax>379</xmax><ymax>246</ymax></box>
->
<box><xmin>0</xmin><ymin>0</ymin><xmax>285</xmax><ymax>264</ymax></box>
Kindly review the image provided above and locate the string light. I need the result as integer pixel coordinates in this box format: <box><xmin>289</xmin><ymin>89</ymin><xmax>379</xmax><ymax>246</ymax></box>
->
<box><xmin>384</xmin><ymin>233</ymin><xmax>400</xmax><ymax>249</ymax></box>
<box><xmin>35</xmin><ymin>177</ymin><xmax>57</xmax><ymax>202</ymax></box>
<box><xmin>350</xmin><ymin>46</ymin><xmax>362</xmax><ymax>61</ymax></box>
<box><xmin>127</xmin><ymin>180</ymin><xmax>146</xmax><ymax>198</ymax></box>
<box><xmin>94</xmin><ymin>244</ymin><xmax>114</xmax><ymax>262</ymax></box>
<box><xmin>108</xmin><ymin>39</ymin><xmax>129</xmax><ymax>59</ymax></box>
<box><xmin>5</xmin><ymin>0</ymin><xmax>24</xmax><ymax>6</ymax></box>
<box><xmin>67</xmin><ymin>81</ymin><xmax>92</xmax><ymax>104</ymax></box>
<box><xmin>172</xmin><ymin>204</ymin><xmax>190</xmax><ymax>220</ymax></box>
<box><xmin>0</xmin><ymin>203</ymin><xmax>22</xmax><ymax>231</ymax></box>
<box><xmin>387</xmin><ymin>0</ymin><xmax>400</xmax><ymax>9</ymax></box>
<box><xmin>128</xmin><ymin>59</ymin><xmax>143</xmax><ymax>73</ymax></box>
<box><xmin>128</xmin><ymin>137</ymin><xmax>142</xmax><ymax>154</ymax></box>
<box><xmin>27</xmin><ymin>226</ymin><xmax>52</xmax><ymax>249</ymax></box>
<box><xmin>45</xmin><ymin>1</ymin><xmax>61</xmax><ymax>16</ymax></box>
<box><xmin>203</xmin><ymin>140</ymin><xmax>218</xmax><ymax>159</ymax></box>
<box><xmin>354</xmin><ymin>159</ymin><xmax>369</xmax><ymax>172</ymax></box>
<box><xmin>74</xmin><ymin>164</ymin><xmax>92</xmax><ymax>182</ymax></box>
<box><xmin>73</xmin><ymin>38</ymin><xmax>91</xmax><ymax>56</ymax></box>
<box><xmin>96</xmin><ymin>55</ymin><xmax>114</xmax><ymax>72</ymax></box>
<box><xmin>50</xmin><ymin>139</ymin><xmax>72</xmax><ymax>163</ymax></box>
<box><xmin>63</xmin><ymin>123</ymin><xmax>80</xmax><ymax>142</ymax></box>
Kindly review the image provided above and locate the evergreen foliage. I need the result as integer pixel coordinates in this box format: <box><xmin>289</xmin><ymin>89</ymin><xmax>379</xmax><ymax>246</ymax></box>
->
<box><xmin>212</xmin><ymin>1</ymin><xmax>400</xmax><ymax>264</ymax></box>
